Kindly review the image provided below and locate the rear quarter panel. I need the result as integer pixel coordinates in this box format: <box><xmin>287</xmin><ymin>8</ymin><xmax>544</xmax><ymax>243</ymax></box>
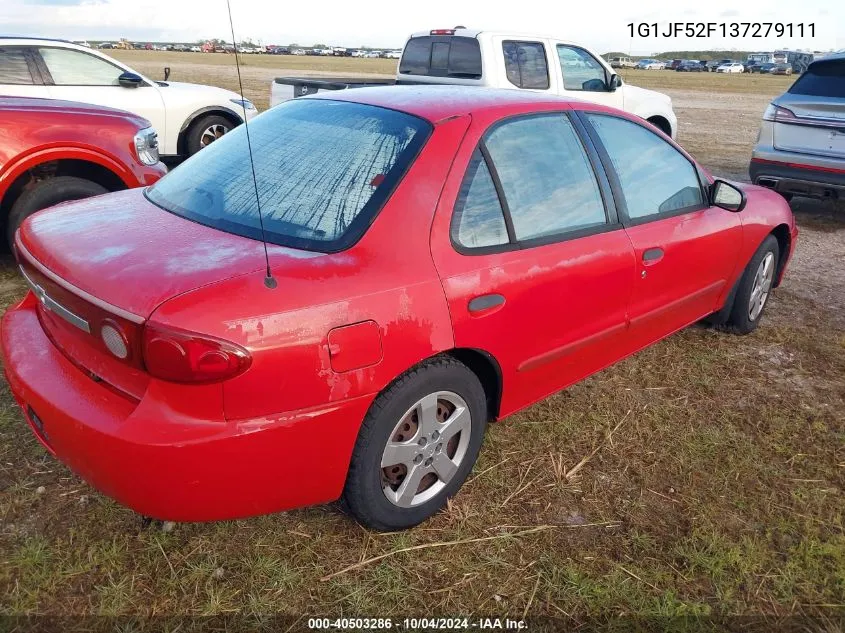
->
<box><xmin>150</xmin><ymin>115</ymin><xmax>471</xmax><ymax>420</ymax></box>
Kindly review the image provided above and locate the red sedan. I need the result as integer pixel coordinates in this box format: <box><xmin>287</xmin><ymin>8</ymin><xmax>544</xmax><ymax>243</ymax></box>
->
<box><xmin>1</xmin><ymin>87</ymin><xmax>797</xmax><ymax>531</ymax></box>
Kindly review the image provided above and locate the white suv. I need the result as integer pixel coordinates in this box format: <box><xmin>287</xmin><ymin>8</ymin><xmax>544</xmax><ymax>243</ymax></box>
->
<box><xmin>0</xmin><ymin>37</ymin><xmax>258</xmax><ymax>157</ymax></box>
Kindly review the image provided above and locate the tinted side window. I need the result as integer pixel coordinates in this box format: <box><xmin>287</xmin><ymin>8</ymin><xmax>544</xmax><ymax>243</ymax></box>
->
<box><xmin>557</xmin><ymin>46</ymin><xmax>608</xmax><ymax>92</ymax></box>
<box><xmin>485</xmin><ymin>115</ymin><xmax>607</xmax><ymax>241</ymax></box>
<box><xmin>0</xmin><ymin>48</ymin><xmax>35</xmax><ymax>84</ymax></box>
<box><xmin>788</xmin><ymin>61</ymin><xmax>845</xmax><ymax>98</ymax></box>
<box><xmin>502</xmin><ymin>41</ymin><xmax>549</xmax><ymax>90</ymax></box>
<box><xmin>587</xmin><ymin>114</ymin><xmax>704</xmax><ymax>220</ymax></box>
<box><xmin>39</xmin><ymin>48</ymin><xmax>124</xmax><ymax>85</ymax></box>
<box><xmin>452</xmin><ymin>152</ymin><xmax>509</xmax><ymax>248</ymax></box>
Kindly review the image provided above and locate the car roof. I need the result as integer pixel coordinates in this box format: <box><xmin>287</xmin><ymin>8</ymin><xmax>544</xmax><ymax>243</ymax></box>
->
<box><xmin>809</xmin><ymin>51</ymin><xmax>845</xmax><ymax>67</ymax></box>
<box><xmin>306</xmin><ymin>85</ymin><xmax>581</xmax><ymax>122</ymax></box>
<box><xmin>0</xmin><ymin>36</ymin><xmax>79</xmax><ymax>47</ymax></box>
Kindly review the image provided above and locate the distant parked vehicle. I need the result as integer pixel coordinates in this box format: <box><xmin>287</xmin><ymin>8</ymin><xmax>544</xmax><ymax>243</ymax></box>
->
<box><xmin>292</xmin><ymin>48</ymin><xmax>306</xmax><ymax>56</ymax></box>
<box><xmin>609</xmin><ymin>56</ymin><xmax>635</xmax><ymax>69</ymax></box>
<box><xmin>637</xmin><ymin>59</ymin><xmax>665</xmax><ymax>70</ymax></box>
<box><xmin>0</xmin><ymin>96</ymin><xmax>166</xmax><ymax>245</ymax></box>
<box><xmin>97</xmin><ymin>42</ymin><xmax>114</xmax><ymax>49</ymax></box>
<box><xmin>189</xmin><ymin>46</ymin><xmax>202</xmax><ymax>53</ymax></box>
<box><xmin>676</xmin><ymin>60</ymin><xmax>704</xmax><ymax>72</ymax></box>
<box><xmin>366</xmin><ymin>50</ymin><xmax>383</xmax><ymax>58</ymax></box>
<box><xmin>667</xmin><ymin>59</ymin><xmax>683</xmax><ymax>70</ymax></box>
<box><xmin>750</xmin><ymin>63</ymin><xmax>777</xmax><ymax>74</ymax></box>
<box><xmin>0</xmin><ymin>37</ymin><xmax>258</xmax><ymax>158</ymax></box>
<box><xmin>385</xmin><ymin>50</ymin><xmax>402</xmax><ymax>59</ymax></box>
<box><xmin>717</xmin><ymin>62</ymin><xmax>744</xmax><ymax>73</ymax></box>
<box><xmin>771</xmin><ymin>64</ymin><xmax>793</xmax><ymax>76</ymax></box>
<box><xmin>72</xmin><ymin>40</ymin><xmax>91</xmax><ymax>48</ymax></box>
<box><xmin>750</xmin><ymin>53</ymin><xmax>845</xmax><ymax>202</ymax></box>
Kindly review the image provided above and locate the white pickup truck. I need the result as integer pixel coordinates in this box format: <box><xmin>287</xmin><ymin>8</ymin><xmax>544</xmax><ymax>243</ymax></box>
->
<box><xmin>270</xmin><ymin>28</ymin><xmax>677</xmax><ymax>138</ymax></box>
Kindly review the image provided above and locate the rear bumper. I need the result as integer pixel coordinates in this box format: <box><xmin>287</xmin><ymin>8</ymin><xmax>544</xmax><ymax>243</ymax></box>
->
<box><xmin>1</xmin><ymin>297</ymin><xmax>373</xmax><ymax>521</ymax></box>
<box><xmin>749</xmin><ymin>155</ymin><xmax>845</xmax><ymax>200</ymax></box>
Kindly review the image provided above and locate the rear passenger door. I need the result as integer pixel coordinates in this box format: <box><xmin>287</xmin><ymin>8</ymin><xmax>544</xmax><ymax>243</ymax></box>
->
<box><xmin>493</xmin><ymin>37</ymin><xmax>552</xmax><ymax>93</ymax></box>
<box><xmin>578</xmin><ymin>111</ymin><xmax>742</xmax><ymax>346</ymax></box>
<box><xmin>431</xmin><ymin>110</ymin><xmax>636</xmax><ymax>417</ymax></box>
<box><xmin>0</xmin><ymin>47</ymin><xmax>50</xmax><ymax>98</ymax></box>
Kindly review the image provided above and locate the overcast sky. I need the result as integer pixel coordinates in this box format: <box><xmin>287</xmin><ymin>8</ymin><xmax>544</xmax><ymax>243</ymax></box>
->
<box><xmin>2</xmin><ymin>0</ymin><xmax>841</xmax><ymax>54</ymax></box>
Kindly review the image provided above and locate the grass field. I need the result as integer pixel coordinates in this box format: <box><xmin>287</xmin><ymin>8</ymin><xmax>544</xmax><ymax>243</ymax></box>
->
<box><xmin>1</xmin><ymin>53</ymin><xmax>843</xmax><ymax>627</ymax></box>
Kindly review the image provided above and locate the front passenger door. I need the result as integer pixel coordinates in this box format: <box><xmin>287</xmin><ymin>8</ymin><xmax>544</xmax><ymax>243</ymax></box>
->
<box><xmin>555</xmin><ymin>45</ymin><xmax>624</xmax><ymax>110</ymax></box>
<box><xmin>581</xmin><ymin>112</ymin><xmax>742</xmax><ymax>346</ymax></box>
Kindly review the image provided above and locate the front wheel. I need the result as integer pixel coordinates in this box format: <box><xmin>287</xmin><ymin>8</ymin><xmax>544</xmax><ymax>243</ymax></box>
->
<box><xmin>185</xmin><ymin>115</ymin><xmax>234</xmax><ymax>155</ymax></box>
<box><xmin>7</xmin><ymin>176</ymin><xmax>108</xmax><ymax>248</ymax></box>
<box><xmin>342</xmin><ymin>357</ymin><xmax>487</xmax><ymax>531</ymax></box>
<box><xmin>725</xmin><ymin>235</ymin><xmax>780</xmax><ymax>334</ymax></box>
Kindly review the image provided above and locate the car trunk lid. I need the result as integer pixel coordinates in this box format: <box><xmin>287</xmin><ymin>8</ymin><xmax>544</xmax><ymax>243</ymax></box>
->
<box><xmin>16</xmin><ymin>188</ymin><xmax>268</xmax><ymax>399</ymax></box>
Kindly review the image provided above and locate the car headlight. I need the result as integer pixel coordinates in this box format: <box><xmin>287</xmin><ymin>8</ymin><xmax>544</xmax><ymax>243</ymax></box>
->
<box><xmin>133</xmin><ymin>127</ymin><xmax>159</xmax><ymax>166</ymax></box>
<box><xmin>230</xmin><ymin>98</ymin><xmax>256</xmax><ymax>111</ymax></box>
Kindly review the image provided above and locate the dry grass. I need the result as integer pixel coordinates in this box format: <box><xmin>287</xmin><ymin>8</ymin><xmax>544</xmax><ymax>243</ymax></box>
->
<box><xmin>1</xmin><ymin>54</ymin><xmax>844</xmax><ymax>624</ymax></box>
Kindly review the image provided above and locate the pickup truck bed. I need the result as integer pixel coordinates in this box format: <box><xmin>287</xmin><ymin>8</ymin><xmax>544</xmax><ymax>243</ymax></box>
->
<box><xmin>271</xmin><ymin>76</ymin><xmax>396</xmax><ymax>107</ymax></box>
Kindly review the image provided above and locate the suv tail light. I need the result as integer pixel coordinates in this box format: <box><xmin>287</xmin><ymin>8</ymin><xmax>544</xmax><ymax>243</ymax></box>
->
<box><xmin>142</xmin><ymin>322</ymin><xmax>252</xmax><ymax>384</ymax></box>
<box><xmin>763</xmin><ymin>104</ymin><xmax>797</xmax><ymax>123</ymax></box>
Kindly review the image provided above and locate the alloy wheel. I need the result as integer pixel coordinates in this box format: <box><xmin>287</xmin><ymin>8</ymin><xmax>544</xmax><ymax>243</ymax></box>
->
<box><xmin>380</xmin><ymin>391</ymin><xmax>471</xmax><ymax>508</ymax></box>
<box><xmin>749</xmin><ymin>251</ymin><xmax>775</xmax><ymax>321</ymax></box>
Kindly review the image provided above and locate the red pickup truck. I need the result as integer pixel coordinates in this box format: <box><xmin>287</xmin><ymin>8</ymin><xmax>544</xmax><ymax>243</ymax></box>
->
<box><xmin>0</xmin><ymin>97</ymin><xmax>167</xmax><ymax>247</ymax></box>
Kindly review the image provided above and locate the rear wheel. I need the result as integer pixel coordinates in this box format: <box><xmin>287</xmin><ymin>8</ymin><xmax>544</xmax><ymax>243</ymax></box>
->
<box><xmin>342</xmin><ymin>357</ymin><xmax>487</xmax><ymax>531</ymax></box>
<box><xmin>724</xmin><ymin>235</ymin><xmax>780</xmax><ymax>334</ymax></box>
<box><xmin>7</xmin><ymin>176</ymin><xmax>108</xmax><ymax>248</ymax></box>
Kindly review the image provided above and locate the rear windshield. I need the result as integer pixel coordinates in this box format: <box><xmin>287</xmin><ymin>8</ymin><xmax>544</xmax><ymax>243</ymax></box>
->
<box><xmin>399</xmin><ymin>36</ymin><xmax>482</xmax><ymax>79</ymax></box>
<box><xmin>145</xmin><ymin>100</ymin><xmax>431</xmax><ymax>252</ymax></box>
<box><xmin>788</xmin><ymin>61</ymin><xmax>845</xmax><ymax>98</ymax></box>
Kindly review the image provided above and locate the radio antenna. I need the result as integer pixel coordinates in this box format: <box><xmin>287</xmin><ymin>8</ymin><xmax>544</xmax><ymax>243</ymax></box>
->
<box><xmin>226</xmin><ymin>0</ymin><xmax>277</xmax><ymax>289</ymax></box>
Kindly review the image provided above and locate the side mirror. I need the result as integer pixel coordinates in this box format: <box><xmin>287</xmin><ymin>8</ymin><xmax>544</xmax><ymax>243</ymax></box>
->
<box><xmin>118</xmin><ymin>71</ymin><xmax>143</xmax><ymax>88</ymax></box>
<box><xmin>607</xmin><ymin>73</ymin><xmax>622</xmax><ymax>91</ymax></box>
<box><xmin>711</xmin><ymin>179</ymin><xmax>746</xmax><ymax>212</ymax></box>
<box><xmin>163</xmin><ymin>67</ymin><xmax>171</xmax><ymax>81</ymax></box>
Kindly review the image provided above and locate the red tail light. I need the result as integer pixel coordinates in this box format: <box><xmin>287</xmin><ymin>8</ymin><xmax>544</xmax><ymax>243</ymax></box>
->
<box><xmin>142</xmin><ymin>322</ymin><xmax>252</xmax><ymax>384</ymax></box>
<box><xmin>430</xmin><ymin>29</ymin><xmax>456</xmax><ymax>35</ymax></box>
<box><xmin>762</xmin><ymin>104</ymin><xmax>797</xmax><ymax>123</ymax></box>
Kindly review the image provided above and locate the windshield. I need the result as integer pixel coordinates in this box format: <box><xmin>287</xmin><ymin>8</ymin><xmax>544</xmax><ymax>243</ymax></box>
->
<box><xmin>146</xmin><ymin>99</ymin><xmax>431</xmax><ymax>252</ymax></box>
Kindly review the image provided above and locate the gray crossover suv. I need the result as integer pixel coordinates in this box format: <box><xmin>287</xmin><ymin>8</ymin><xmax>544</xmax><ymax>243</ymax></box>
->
<box><xmin>750</xmin><ymin>53</ymin><xmax>845</xmax><ymax>202</ymax></box>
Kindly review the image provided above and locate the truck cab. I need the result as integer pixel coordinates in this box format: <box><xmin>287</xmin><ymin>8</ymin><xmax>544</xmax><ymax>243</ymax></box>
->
<box><xmin>396</xmin><ymin>29</ymin><xmax>676</xmax><ymax>137</ymax></box>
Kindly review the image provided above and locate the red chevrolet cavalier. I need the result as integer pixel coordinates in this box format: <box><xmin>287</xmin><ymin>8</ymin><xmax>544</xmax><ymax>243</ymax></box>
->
<box><xmin>2</xmin><ymin>87</ymin><xmax>797</xmax><ymax>531</ymax></box>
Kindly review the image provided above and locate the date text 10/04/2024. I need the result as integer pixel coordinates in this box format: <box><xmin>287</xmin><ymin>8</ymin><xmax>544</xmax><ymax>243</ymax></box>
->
<box><xmin>628</xmin><ymin>22</ymin><xmax>815</xmax><ymax>38</ymax></box>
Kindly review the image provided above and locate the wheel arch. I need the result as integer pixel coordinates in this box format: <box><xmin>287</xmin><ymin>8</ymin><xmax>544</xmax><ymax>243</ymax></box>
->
<box><xmin>646</xmin><ymin>115</ymin><xmax>672</xmax><ymax>137</ymax></box>
<box><xmin>770</xmin><ymin>223</ymin><xmax>792</xmax><ymax>288</ymax></box>
<box><xmin>0</xmin><ymin>151</ymin><xmax>132</xmax><ymax>243</ymax></box>
<box><xmin>444</xmin><ymin>348</ymin><xmax>503</xmax><ymax>422</ymax></box>
<box><xmin>176</xmin><ymin>106</ymin><xmax>244</xmax><ymax>156</ymax></box>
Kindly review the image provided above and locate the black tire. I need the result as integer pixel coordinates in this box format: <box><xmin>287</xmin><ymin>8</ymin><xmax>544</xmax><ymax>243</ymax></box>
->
<box><xmin>342</xmin><ymin>357</ymin><xmax>487</xmax><ymax>531</ymax></box>
<box><xmin>7</xmin><ymin>176</ymin><xmax>107</xmax><ymax>248</ymax></box>
<box><xmin>185</xmin><ymin>115</ymin><xmax>234</xmax><ymax>155</ymax></box>
<box><xmin>724</xmin><ymin>235</ymin><xmax>780</xmax><ymax>335</ymax></box>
